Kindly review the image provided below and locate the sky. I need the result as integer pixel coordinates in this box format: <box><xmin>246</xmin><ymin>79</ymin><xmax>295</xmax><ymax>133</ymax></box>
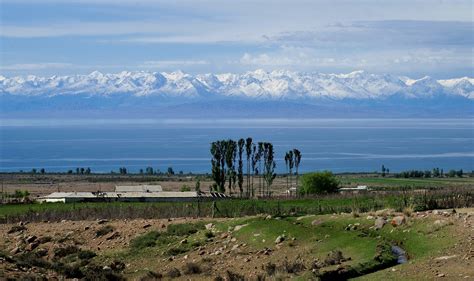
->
<box><xmin>0</xmin><ymin>0</ymin><xmax>473</xmax><ymax>78</ymax></box>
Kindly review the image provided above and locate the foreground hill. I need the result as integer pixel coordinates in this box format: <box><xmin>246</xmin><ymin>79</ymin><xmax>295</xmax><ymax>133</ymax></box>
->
<box><xmin>1</xmin><ymin>209</ymin><xmax>473</xmax><ymax>280</ymax></box>
<box><xmin>1</xmin><ymin>70</ymin><xmax>473</xmax><ymax>118</ymax></box>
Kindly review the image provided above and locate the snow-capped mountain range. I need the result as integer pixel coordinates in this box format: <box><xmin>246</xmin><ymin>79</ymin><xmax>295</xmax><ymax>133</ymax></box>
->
<box><xmin>1</xmin><ymin>70</ymin><xmax>473</xmax><ymax>118</ymax></box>
<box><xmin>1</xmin><ymin>69</ymin><xmax>473</xmax><ymax>100</ymax></box>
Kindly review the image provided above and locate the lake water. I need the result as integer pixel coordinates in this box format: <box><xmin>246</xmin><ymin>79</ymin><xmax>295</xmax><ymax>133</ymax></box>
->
<box><xmin>1</xmin><ymin>119</ymin><xmax>473</xmax><ymax>173</ymax></box>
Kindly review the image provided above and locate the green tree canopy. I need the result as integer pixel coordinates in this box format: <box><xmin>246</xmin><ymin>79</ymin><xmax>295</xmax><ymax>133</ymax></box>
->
<box><xmin>299</xmin><ymin>171</ymin><xmax>339</xmax><ymax>195</ymax></box>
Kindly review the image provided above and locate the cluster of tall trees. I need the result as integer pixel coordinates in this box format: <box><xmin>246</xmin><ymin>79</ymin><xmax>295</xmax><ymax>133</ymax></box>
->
<box><xmin>210</xmin><ymin>138</ymin><xmax>279</xmax><ymax>197</ymax></box>
<box><xmin>284</xmin><ymin>149</ymin><xmax>302</xmax><ymax>193</ymax></box>
<box><xmin>395</xmin><ymin>168</ymin><xmax>464</xmax><ymax>178</ymax></box>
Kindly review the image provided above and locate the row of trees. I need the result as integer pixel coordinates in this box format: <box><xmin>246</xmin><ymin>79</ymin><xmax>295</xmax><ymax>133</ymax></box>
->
<box><xmin>284</xmin><ymin>149</ymin><xmax>302</xmax><ymax>193</ymax></box>
<box><xmin>395</xmin><ymin>168</ymin><xmax>464</xmax><ymax>178</ymax></box>
<box><xmin>210</xmin><ymin>138</ymin><xmax>302</xmax><ymax>197</ymax></box>
<box><xmin>210</xmin><ymin>138</ymin><xmax>291</xmax><ymax>197</ymax></box>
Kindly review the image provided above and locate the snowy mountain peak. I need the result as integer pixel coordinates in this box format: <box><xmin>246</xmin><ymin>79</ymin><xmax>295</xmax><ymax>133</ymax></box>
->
<box><xmin>0</xmin><ymin>70</ymin><xmax>472</xmax><ymax>100</ymax></box>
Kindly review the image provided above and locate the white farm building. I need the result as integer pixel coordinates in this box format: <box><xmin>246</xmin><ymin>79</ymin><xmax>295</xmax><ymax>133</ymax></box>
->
<box><xmin>37</xmin><ymin>185</ymin><xmax>228</xmax><ymax>203</ymax></box>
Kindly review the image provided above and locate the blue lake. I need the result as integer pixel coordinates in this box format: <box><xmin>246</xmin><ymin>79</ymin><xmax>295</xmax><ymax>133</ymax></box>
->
<box><xmin>1</xmin><ymin>119</ymin><xmax>473</xmax><ymax>173</ymax></box>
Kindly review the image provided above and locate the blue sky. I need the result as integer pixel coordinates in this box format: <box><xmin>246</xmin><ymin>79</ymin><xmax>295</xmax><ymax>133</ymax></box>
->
<box><xmin>0</xmin><ymin>0</ymin><xmax>472</xmax><ymax>78</ymax></box>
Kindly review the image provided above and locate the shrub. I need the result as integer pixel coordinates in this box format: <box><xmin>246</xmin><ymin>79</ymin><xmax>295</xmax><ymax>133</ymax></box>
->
<box><xmin>166</xmin><ymin>246</ymin><xmax>188</xmax><ymax>256</ymax></box>
<box><xmin>78</xmin><ymin>250</ymin><xmax>97</xmax><ymax>260</ymax></box>
<box><xmin>53</xmin><ymin>246</ymin><xmax>80</xmax><ymax>258</ymax></box>
<box><xmin>167</xmin><ymin>222</ymin><xmax>205</xmax><ymax>236</ymax></box>
<box><xmin>130</xmin><ymin>231</ymin><xmax>161</xmax><ymax>249</ymax></box>
<box><xmin>299</xmin><ymin>171</ymin><xmax>339</xmax><ymax>195</ymax></box>
<box><xmin>166</xmin><ymin>268</ymin><xmax>181</xmax><ymax>278</ymax></box>
<box><xmin>264</xmin><ymin>262</ymin><xmax>276</xmax><ymax>276</ymax></box>
<box><xmin>204</xmin><ymin>230</ymin><xmax>214</xmax><ymax>238</ymax></box>
<box><xmin>96</xmin><ymin>225</ymin><xmax>114</xmax><ymax>237</ymax></box>
<box><xmin>183</xmin><ymin>262</ymin><xmax>202</xmax><ymax>275</ymax></box>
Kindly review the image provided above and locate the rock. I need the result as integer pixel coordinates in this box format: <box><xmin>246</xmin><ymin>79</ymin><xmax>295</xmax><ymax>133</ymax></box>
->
<box><xmin>234</xmin><ymin>224</ymin><xmax>248</xmax><ymax>231</ymax></box>
<box><xmin>205</xmin><ymin>223</ymin><xmax>214</xmax><ymax>230</ymax></box>
<box><xmin>275</xmin><ymin>235</ymin><xmax>285</xmax><ymax>244</ymax></box>
<box><xmin>10</xmin><ymin>247</ymin><xmax>21</xmax><ymax>255</ymax></box>
<box><xmin>106</xmin><ymin>232</ymin><xmax>120</xmax><ymax>240</ymax></box>
<box><xmin>391</xmin><ymin>216</ymin><xmax>406</xmax><ymax>227</ymax></box>
<box><xmin>437</xmin><ymin>273</ymin><xmax>445</xmax><ymax>277</ymax></box>
<box><xmin>433</xmin><ymin>220</ymin><xmax>449</xmax><ymax>228</ymax></box>
<box><xmin>8</xmin><ymin>225</ymin><xmax>27</xmax><ymax>234</ymax></box>
<box><xmin>143</xmin><ymin>224</ymin><xmax>152</xmax><ymax>229</ymax></box>
<box><xmin>231</xmin><ymin>244</ymin><xmax>239</xmax><ymax>251</ymax></box>
<box><xmin>366</xmin><ymin>215</ymin><xmax>375</xmax><ymax>220</ymax></box>
<box><xmin>26</xmin><ymin>241</ymin><xmax>40</xmax><ymax>251</ymax></box>
<box><xmin>183</xmin><ymin>255</ymin><xmax>188</xmax><ymax>260</ymax></box>
<box><xmin>434</xmin><ymin>255</ymin><xmax>458</xmax><ymax>261</ymax></box>
<box><xmin>231</xmin><ymin>238</ymin><xmax>237</xmax><ymax>242</ymax></box>
<box><xmin>311</xmin><ymin>219</ymin><xmax>323</xmax><ymax>226</ymax></box>
<box><xmin>265</xmin><ymin>215</ymin><xmax>272</xmax><ymax>220</ymax></box>
<box><xmin>220</xmin><ymin>233</ymin><xmax>229</xmax><ymax>239</ymax></box>
<box><xmin>25</xmin><ymin>235</ymin><xmax>37</xmax><ymax>243</ymax></box>
<box><xmin>374</xmin><ymin>218</ymin><xmax>386</xmax><ymax>230</ymax></box>
<box><xmin>36</xmin><ymin>248</ymin><xmax>48</xmax><ymax>257</ymax></box>
<box><xmin>103</xmin><ymin>266</ymin><xmax>112</xmax><ymax>271</ymax></box>
<box><xmin>97</xmin><ymin>219</ymin><xmax>109</xmax><ymax>225</ymax></box>
<box><xmin>198</xmin><ymin>250</ymin><xmax>206</xmax><ymax>255</ymax></box>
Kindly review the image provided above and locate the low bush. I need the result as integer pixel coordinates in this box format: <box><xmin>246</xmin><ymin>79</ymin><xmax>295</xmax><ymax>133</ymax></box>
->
<box><xmin>96</xmin><ymin>225</ymin><xmax>114</xmax><ymax>237</ymax></box>
<box><xmin>167</xmin><ymin>222</ymin><xmax>205</xmax><ymax>236</ymax></box>
<box><xmin>166</xmin><ymin>267</ymin><xmax>181</xmax><ymax>278</ymax></box>
<box><xmin>183</xmin><ymin>262</ymin><xmax>202</xmax><ymax>275</ymax></box>
<box><xmin>77</xmin><ymin>250</ymin><xmax>97</xmax><ymax>260</ymax></box>
<box><xmin>53</xmin><ymin>245</ymin><xmax>80</xmax><ymax>258</ymax></box>
<box><xmin>130</xmin><ymin>231</ymin><xmax>161</xmax><ymax>249</ymax></box>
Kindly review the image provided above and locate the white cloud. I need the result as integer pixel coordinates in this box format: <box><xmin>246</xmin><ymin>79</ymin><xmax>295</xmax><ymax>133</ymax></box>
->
<box><xmin>140</xmin><ymin>60</ymin><xmax>209</xmax><ymax>68</ymax></box>
<box><xmin>0</xmin><ymin>63</ymin><xmax>73</xmax><ymax>71</ymax></box>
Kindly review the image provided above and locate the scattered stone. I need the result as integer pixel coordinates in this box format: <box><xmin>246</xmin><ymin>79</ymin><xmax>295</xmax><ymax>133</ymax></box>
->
<box><xmin>205</xmin><ymin>223</ymin><xmax>214</xmax><ymax>230</ymax></box>
<box><xmin>374</xmin><ymin>218</ymin><xmax>387</xmax><ymax>230</ymax></box>
<box><xmin>10</xmin><ymin>247</ymin><xmax>21</xmax><ymax>255</ymax></box>
<box><xmin>231</xmin><ymin>244</ymin><xmax>239</xmax><ymax>251</ymax></box>
<box><xmin>391</xmin><ymin>216</ymin><xmax>406</xmax><ymax>227</ymax></box>
<box><xmin>234</xmin><ymin>224</ymin><xmax>248</xmax><ymax>231</ymax></box>
<box><xmin>8</xmin><ymin>225</ymin><xmax>27</xmax><ymax>234</ymax></box>
<box><xmin>275</xmin><ymin>235</ymin><xmax>286</xmax><ymax>244</ymax></box>
<box><xmin>434</xmin><ymin>255</ymin><xmax>458</xmax><ymax>261</ymax></box>
<box><xmin>231</xmin><ymin>238</ymin><xmax>237</xmax><ymax>242</ymax></box>
<box><xmin>25</xmin><ymin>235</ymin><xmax>37</xmax><ymax>243</ymax></box>
<box><xmin>366</xmin><ymin>215</ymin><xmax>375</xmax><ymax>220</ymax></box>
<box><xmin>97</xmin><ymin>219</ymin><xmax>109</xmax><ymax>225</ymax></box>
<box><xmin>220</xmin><ymin>233</ymin><xmax>229</xmax><ymax>239</ymax></box>
<box><xmin>26</xmin><ymin>241</ymin><xmax>40</xmax><ymax>251</ymax></box>
<box><xmin>106</xmin><ymin>232</ymin><xmax>120</xmax><ymax>240</ymax></box>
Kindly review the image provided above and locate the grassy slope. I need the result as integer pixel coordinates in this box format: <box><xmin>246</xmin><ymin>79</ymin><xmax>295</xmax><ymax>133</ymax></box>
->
<box><xmin>95</xmin><ymin>213</ymin><xmax>455</xmax><ymax>280</ymax></box>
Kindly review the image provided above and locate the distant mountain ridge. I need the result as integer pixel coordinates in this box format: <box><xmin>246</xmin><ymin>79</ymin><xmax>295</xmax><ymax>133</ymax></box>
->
<box><xmin>1</xmin><ymin>70</ymin><xmax>473</xmax><ymax>118</ymax></box>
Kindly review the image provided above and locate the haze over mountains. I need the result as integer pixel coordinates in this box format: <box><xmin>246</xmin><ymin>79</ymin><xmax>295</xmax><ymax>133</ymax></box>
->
<box><xmin>1</xmin><ymin>70</ymin><xmax>473</xmax><ymax>118</ymax></box>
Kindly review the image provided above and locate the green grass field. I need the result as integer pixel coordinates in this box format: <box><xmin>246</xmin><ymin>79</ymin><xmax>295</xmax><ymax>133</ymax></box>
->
<box><xmin>338</xmin><ymin>175</ymin><xmax>474</xmax><ymax>188</ymax></box>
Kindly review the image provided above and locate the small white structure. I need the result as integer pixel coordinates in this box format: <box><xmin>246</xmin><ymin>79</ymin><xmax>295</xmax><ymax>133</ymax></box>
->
<box><xmin>115</xmin><ymin>185</ymin><xmax>162</xmax><ymax>193</ymax></box>
<box><xmin>339</xmin><ymin>185</ymin><xmax>369</xmax><ymax>193</ymax></box>
<box><xmin>37</xmin><ymin>190</ymin><xmax>228</xmax><ymax>203</ymax></box>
